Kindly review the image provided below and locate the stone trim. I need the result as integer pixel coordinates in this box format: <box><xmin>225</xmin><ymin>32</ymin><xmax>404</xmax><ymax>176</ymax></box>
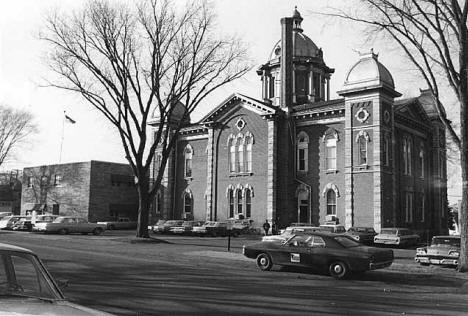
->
<box><xmin>267</xmin><ymin>119</ymin><xmax>277</xmax><ymax>223</ymax></box>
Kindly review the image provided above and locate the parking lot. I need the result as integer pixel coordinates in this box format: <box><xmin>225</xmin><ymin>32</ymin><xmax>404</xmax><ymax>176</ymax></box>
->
<box><xmin>1</xmin><ymin>229</ymin><xmax>468</xmax><ymax>315</ymax></box>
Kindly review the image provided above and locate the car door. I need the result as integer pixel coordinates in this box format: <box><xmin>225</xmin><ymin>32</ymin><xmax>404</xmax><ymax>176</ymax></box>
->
<box><xmin>272</xmin><ymin>235</ymin><xmax>311</xmax><ymax>267</ymax></box>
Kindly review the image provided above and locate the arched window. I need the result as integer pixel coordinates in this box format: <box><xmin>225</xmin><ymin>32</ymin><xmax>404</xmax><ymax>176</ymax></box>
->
<box><xmin>358</xmin><ymin>135</ymin><xmax>367</xmax><ymax>165</ymax></box>
<box><xmin>184</xmin><ymin>145</ymin><xmax>193</xmax><ymax>178</ymax></box>
<box><xmin>245</xmin><ymin>189</ymin><xmax>252</xmax><ymax>218</ymax></box>
<box><xmin>228</xmin><ymin>136</ymin><xmax>236</xmax><ymax>173</ymax></box>
<box><xmin>403</xmin><ymin>137</ymin><xmax>412</xmax><ymax>175</ymax></box>
<box><xmin>228</xmin><ymin>189</ymin><xmax>234</xmax><ymax>218</ymax></box>
<box><xmin>383</xmin><ymin>134</ymin><xmax>389</xmax><ymax>166</ymax></box>
<box><xmin>419</xmin><ymin>145</ymin><xmax>425</xmax><ymax>178</ymax></box>
<box><xmin>326</xmin><ymin>190</ymin><xmax>336</xmax><ymax>215</ymax></box>
<box><xmin>155</xmin><ymin>191</ymin><xmax>162</xmax><ymax>214</ymax></box>
<box><xmin>183</xmin><ymin>191</ymin><xmax>193</xmax><ymax>215</ymax></box>
<box><xmin>326</xmin><ymin>137</ymin><xmax>337</xmax><ymax>170</ymax></box>
<box><xmin>245</xmin><ymin>133</ymin><xmax>254</xmax><ymax>173</ymax></box>
<box><xmin>237</xmin><ymin>189</ymin><xmax>243</xmax><ymax>215</ymax></box>
<box><xmin>238</xmin><ymin>137</ymin><xmax>244</xmax><ymax>172</ymax></box>
<box><xmin>297</xmin><ymin>132</ymin><xmax>309</xmax><ymax>172</ymax></box>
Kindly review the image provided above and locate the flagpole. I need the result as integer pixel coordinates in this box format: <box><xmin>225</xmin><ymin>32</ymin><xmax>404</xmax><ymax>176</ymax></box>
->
<box><xmin>59</xmin><ymin>111</ymin><xmax>66</xmax><ymax>164</ymax></box>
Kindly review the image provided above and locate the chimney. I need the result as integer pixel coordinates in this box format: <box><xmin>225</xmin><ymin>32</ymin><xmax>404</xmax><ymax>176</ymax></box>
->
<box><xmin>280</xmin><ymin>17</ymin><xmax>293</xmax><ymax>109</ymax></box>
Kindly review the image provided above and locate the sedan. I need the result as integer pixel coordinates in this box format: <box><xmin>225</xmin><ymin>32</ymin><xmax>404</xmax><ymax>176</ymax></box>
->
<box><xmin>32</xmin><ymin>216</ymin><xmax>106</xmax><ymax>235</ymax></box>
<box><xmin>415</xmin><ymin>235</ymin><xmax>460</xmax><ymax>267</ymax></box>
<box><xmin>243</xmin><ymin>232</ymin><xmax>394</xmax><ymax>279</ymax></box>
<box><xmin>345</xmin><ymin>227</ymin><xmax>377</xmax><ymax>244</ymax></box>
<box><xmin>0</xmin><ymin>242</ymin><xmax>113</xmax><ymax>315</ymax></box>
<box><xmin>0</xmin><ymin>216</ymin><xmax>27</xmax><ymax>230</ymax></box>
<box><xmin>374</xmin><ymin>228</ymin><xmax>419</xmax><ymax>247</ymax></box>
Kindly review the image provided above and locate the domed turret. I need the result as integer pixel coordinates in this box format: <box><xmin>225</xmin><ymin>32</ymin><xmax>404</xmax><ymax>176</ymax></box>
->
<box><xmin>150</xmin><ymin>100</ymin><xmax>190</xmax><ymax>125</ymax></box>
<box><xmin>257</xmin><ymin>7</ymin><xmax>334</xmax><ymax>106</ymax></box>
<box><xmin>339</xmin><ymin>49</ymin><xmax>400</xmax><ymax>97</ymax></box>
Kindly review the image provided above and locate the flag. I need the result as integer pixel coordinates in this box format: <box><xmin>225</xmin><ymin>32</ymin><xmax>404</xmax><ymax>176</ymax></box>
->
<box><xmin>64</xmin><ymin>113</ymin><xmax>76</xmax><ymax>124</ymax></box>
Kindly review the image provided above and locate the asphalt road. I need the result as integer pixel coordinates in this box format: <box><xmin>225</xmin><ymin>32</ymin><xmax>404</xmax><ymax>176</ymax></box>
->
<box><xmin>1</xmin><ymin>230</ymin><xmax>468</xmax><ymax>316</ymax></box>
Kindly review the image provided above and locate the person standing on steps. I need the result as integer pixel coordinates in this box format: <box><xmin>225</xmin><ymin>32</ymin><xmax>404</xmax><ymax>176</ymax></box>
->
<box><xmin>263</xmin><ymin>220</ymin><xmax>271</xmax><ymax>236</ymax></box>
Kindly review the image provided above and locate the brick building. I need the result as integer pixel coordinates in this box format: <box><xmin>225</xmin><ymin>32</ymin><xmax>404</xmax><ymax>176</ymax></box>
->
<box><xmin>21</xmin><ymin>161</ymin><xmax>138</xmax><ymax>222</ymax></box>
<box><xmin>0</xmin><ymin>170</ymin><xmax>22</xmax><ymax>215</ymax></box>
<box><xmin>150</xmin><ymin>9</ymin><xmax>447</xmax><ymax>236</ymax></box>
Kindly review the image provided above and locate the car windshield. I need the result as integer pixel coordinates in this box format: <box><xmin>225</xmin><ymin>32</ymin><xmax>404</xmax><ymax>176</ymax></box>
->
<box><xmin>334</xmin><ymin>236</ymin><xmax>361</xmax><ymax>248</ymax></box>
<box><xmin>432</xmin><ymin>237</ymin><xmax>460</xmax><ymax>247</ymax></box>
<box><xmin>380</xmin><ymin>228</ymin><xmax>398</xmax><ymax>235</ymax></box>
<box><xmin>0</xmin><ymin>250</ymin><xmax>63</xmax><ymax>300</ymax></box>
<box><xmin>350</xmin><ymin>227</ymin><xmax>369</xmax><ymax>232</ymax></box>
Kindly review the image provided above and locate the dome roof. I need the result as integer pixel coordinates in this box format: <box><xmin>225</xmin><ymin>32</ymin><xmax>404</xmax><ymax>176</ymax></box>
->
<box><xmin>269</xmin><ymin>32</ymin><xmax>320</xmax><ymax>61</ymax></box>
<box><xmin>342</xmin><ymin>50</ymin><xmax>395</xmax><ymax>91</ymax></box>
<box><xmin>151</xmin><ymin>100</ymin><xmax>189</xmax><ymax>124</ymax></box>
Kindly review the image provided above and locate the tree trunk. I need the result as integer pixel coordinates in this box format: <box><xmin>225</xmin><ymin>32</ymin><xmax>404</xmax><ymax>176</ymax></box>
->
<box><xmin>458</xmin><ymin>64</ymin><xmax>468</xmax><ymax>272</ymax></box>
<box><xmin>136</xmin><ymin>178</ymin><xmax>151</xmax><ymax>238</ymax></box>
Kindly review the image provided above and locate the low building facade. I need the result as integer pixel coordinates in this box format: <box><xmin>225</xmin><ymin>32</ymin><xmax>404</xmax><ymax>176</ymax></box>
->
<box><xmin>21</xmin><ymin>161</ymin><xmax>138</xmax><ymax>222</ymax></box>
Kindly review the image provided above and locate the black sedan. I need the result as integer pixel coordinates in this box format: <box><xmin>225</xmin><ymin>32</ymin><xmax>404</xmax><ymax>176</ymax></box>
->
<box><xmin>243</xmin><ymin>232</ymin><xmax>393</xmax><ymax>279</ymax></box>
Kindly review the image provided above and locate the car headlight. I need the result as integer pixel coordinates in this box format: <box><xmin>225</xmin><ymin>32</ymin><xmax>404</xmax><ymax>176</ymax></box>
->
<box><xmin>416</xmin><ymin>248</ymin><xmax>426</xmax><ymax>255</ymax></box>
<box><xmin>354</xmin><ymin>235</ymin><xmax>360</xmax><ymax>241</ymax></box>
<box><xmin>449</xmin><ymin>251</ymin><xmax>460</xmax><ymax>257</ymax></box>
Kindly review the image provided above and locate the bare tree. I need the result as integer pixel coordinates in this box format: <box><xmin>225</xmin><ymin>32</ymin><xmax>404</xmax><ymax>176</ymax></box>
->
<box><xmin>325</xmin><ymin>0</ymin><xmax>468</xmax><ymax>271</ymax></box>
<box><xmin>0</xmin><ymin>105</ymin><xmax>37</xmax><ymax>168</ymax></box>
<box><xmin>40</xmin><ymin>0</ymin><xmax>251</xmax><ymax>237</ymax></box>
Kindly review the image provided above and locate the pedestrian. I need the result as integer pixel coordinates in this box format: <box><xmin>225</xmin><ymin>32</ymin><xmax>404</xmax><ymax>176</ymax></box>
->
<box><xmin>263</xmin><ymin>220</ymin><xmax>271</xmax><ymax>236</ymax></box>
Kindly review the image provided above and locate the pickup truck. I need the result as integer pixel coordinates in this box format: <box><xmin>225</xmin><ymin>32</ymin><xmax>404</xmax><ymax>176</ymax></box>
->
<box><xmin>97</xmin><ymin>217</ymin><xmax>137</xmax><ymax>230</ymax></box>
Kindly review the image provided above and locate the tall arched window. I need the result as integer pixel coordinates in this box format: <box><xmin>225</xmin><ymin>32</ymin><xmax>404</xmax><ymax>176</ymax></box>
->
<box><xmin>358</xmin><ymin>135</ymin><xmax>367</xmax><ymax>165</ymax></box>
<box><xmin>326</xmin><ymin>190</ymin><xmax>336</xmax><ymax>215</ymax></box>
<box><xmin>228</xmin><ymin>136</ymin><xmax>236</xmax><ymax>173</ymax></box>
<box><xmin>228</xmin><ymin>189</ymin><xmax>234</xmax><ymax>218</ymax></box>
<box><xmin>183</xmin><ymin>191</ymin><xmax>193</xmax><ymax>215</ymax></box>
<box><xmin>245</xmin><ymin>189</ymin><xmax>252</xmax><ymax>218</ymax></box>
<box><xmin>238</xmin><ymin>137</ymin><xmax>244</xmax><ymax>172</ymax></box>
<box><xmin>326</xmin><ymin>137</ymin><xmax>337</xmax><ymax>170</ymax></box>
<box><xmin>383</xmin><ymin>134</ymin><xmax>389</xmax><ymax>166</ymax></box>
<box><xmin>245</xmin><ymin>133</ymin><xmax>253</xmax><ymax>173</ymax></box>
<box><xmin>184</xmin><ymin>145</ymin><xmax>193</xmax><ymax>178</ymax></box>
<box><xmin>237</xmin><ymin>189</ymin><xmax>243</xmax><ymax>215</ymax></box>
<box><xmin>155</xmin><ymin>191</ymin><xmax>162</xmax><ymax>214</ymax></box>
<box><xmin>403</xmin><ymin>137</ymin><xmax>412</xmax><ymax>175</ymax></box>
<box><xmin>407</xmin><ymin>138</ymin><xmax>412</xmax><ymax>175</ymax></box>
<box><xmin>419</xmin><ymin>145</ymin><xmax>425</xmax><ymax>178</ymax></box>
<box><xmin>297</xmin><ymin>132</ymin><xmax>309</xmax><ymax>172</ymax></box>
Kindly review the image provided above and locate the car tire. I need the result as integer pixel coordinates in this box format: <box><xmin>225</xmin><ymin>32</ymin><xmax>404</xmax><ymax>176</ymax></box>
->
<box><xmin>109</xmin><ymin>225</ymin><xmax>115</xmax><ymax>230</ymax></box>
<box><xmin>329</xmin><ymin>261</ymin><xmax>349</xmax><ymax>279</ymax></box>
<box><xmin>419</xmin><ymin>262</ymin><xmax>430</xmax><ymax>266</ymax></box>
<box><xmin>93</xmin><ymin>228</ymin><xmax>103</xmax><ymax>236</ymax></box>
<box><xmin>58</xmin><ymin>228</ymin><xmax>68</xmax><ymax>235</ymax></box>
<box><xmin>256</xmin><ymin>253</ymin><xmax>273</xmax><ymax>271</ymax></box>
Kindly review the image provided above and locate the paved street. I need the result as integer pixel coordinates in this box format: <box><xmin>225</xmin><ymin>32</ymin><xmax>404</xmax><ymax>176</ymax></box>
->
<box><xmin>1</xmin><ymin>230</ymin><xmax>468</xmax><ymax>316</ymax></box>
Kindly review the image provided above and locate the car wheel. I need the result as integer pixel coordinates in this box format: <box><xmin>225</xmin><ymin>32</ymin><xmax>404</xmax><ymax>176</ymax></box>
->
<box><xmin>109</xmin><ymin>225</ymin><xmax>115</xmax><ymax>230</ymax></box>
<box><xmin>419</xmin><ymin>262</ymin><xmax>430</xmax><ymax>266</ymax></box>
<box><xmin>256</xmin><ymin>253</ymin><xmax>273</xmax><ymax>271</ymax></box>
<box><xmin>93</xmin><ymin>228</ymin><xmax>103</xmax><ymax>236</ymax></box>
<box><xmin>58</xmin><ymin>228</ymin><xmax>68</xmax><ymax>235</ymax></box>
<box><xmin>329</xmin><ymin>261</ymin><xmax>349</xmax><ymax>279</ymax></box>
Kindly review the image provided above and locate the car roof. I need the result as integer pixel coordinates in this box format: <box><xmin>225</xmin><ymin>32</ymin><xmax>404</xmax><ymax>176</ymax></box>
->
<box><xmin>433</xmin><ymin>235</ymin><xmax>460</xmax><ymax>239</ymax></box>
<box><xmin>0</xmin><ymin>242</ymin><xmax>34</xmax><ymax>254</ymax></box>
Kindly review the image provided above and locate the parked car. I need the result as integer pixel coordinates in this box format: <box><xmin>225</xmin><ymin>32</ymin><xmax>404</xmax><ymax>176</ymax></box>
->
<box><xmin>345</xmin><ymin>227</ymin><xmax>377</xmax><ymax>244</ymax></box>
<box><xmin>149</xmin><ymin>219</ymin><xmax>166</xmax><ymax>232</ymax></box>
<box><xmin>0</xmin><ymin>212</ymin><xmax>12</xmax><ymax>220</ymax></box>
<box><xmin>11</xmin><ymin>216</ymin><xmax>33</xmax><ymax>231</ymax></box>
<box><xmin>243</xmin><ymin>232</ymin><xmax>394</xmax><ymax>279</ymax></box>
<box><xmin>262</xmin><ymin>226</ymin><xmax>319</xmax><ymax>242</ymax></box>
<box><xmin>169</xmin><ymin>220</ymin><xmax>204</xmax><ymax>235</ymax></box>
<box><xmin>0</xmin><ymin>215</ymin><xmax>27</xmax><ymax>230</ymax></box>
<box><xmin>374</xmin><ymin>228</ymin><xmax>419</xmax><ymax>247</ymax></box>
<box><xmin>0</xmin><ymin>242</ymin><xmax>113</xmax><ymax>315</ymax></box>
<box><xmin>97</xmin><ymin>217</ymin><xmax>137</xmax><ymax>230</ymax></box>
<box><xmin>415</xmin><ymin>235</ymin><xmax>460</xmax><ymax>267</ymax></box>
<box><xmin>191</xmin><ymin>221</ymin><xmax>212</xmax><ymax>236</ymax></box>
<box><xmin>226</xmin><ymin>219</ymin><xmax>252</xmax><ymax>236</ymax></box>
<box><xmin>152</xmin><ymin>220</ymin><xmax>184</xmax><ymax>234</ymax></box>
<box><xmin>32</xmin><ymin>216</ymin><xmax>106</xmax><ymax>235</ymax></box>
<box><xmin>319</xmin><ymin>223</ymin><xmax>346</xmax><ymax>233</ymax></box>
<box><xmin>205</xmin><ymin>221</ymin><xmax>228</xmax><ymax>237</ymax></box>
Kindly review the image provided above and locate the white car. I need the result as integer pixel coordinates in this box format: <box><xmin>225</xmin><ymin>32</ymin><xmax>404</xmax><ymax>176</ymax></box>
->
<box><xmin>374</xmin><ymin>228</ymin><xmax>419</xmax><ymax>247</ymax></box>
<box><xmin>262</xmin><ymin>226</ymin><xmax>319</xmax><ymax>242</ymax></box>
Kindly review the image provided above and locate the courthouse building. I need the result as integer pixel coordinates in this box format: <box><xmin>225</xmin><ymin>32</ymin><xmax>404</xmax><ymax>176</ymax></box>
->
<box><xmin>150</xmin><ymin>8</ymin><xmax>448</xmax><ymax>236</ymax></box>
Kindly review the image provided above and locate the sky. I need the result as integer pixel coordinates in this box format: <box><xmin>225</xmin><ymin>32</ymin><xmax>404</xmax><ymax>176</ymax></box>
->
<box><xmin>0</xmin><ymin>0</ymin><xmax>461</xmax><ymax>202</ymax></box>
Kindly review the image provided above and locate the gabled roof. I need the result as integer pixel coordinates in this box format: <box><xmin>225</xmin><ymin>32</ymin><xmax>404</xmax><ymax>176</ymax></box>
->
<box><xmin>200</xmin><ymin>93</ymin><xmax>278</xmax><ymax>123</ymax></box>
<box><xmin>394</xmin><ymin>97</ymin><xmax>432</xmax><ymax>125</ymax></box>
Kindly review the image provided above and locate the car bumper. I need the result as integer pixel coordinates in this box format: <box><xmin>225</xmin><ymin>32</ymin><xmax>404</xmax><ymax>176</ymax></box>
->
<box><xmin>369</xmin><ymin>260</ymin><xmax>393</xmax><ymax>270</ymax></box>
<box><xmin>415</xmin><ymin>256</ymin><xmax>458</xmax><ymax>266</ymax></box>
<box><xmin>374</xmin><ymin>239</ymin><xmax>399</xmax><ymax>245</ymax></box>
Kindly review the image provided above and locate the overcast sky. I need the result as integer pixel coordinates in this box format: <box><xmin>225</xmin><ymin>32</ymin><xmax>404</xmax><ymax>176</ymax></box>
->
<box><xmin>0</xmin><ymin>0</ymin><xmax>460</xmax><ymax>201</ymax></box>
